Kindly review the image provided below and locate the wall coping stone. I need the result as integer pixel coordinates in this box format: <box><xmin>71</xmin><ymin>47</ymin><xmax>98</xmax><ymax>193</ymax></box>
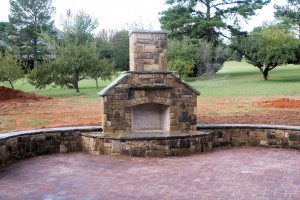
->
<box><xmin>2</xmin><ymin>124</ymin><xmax>299</xmax><ymax>140</ymax></box>
<box><xmin>197</xmin><ymin>124</ymin><xmax>300</xmax><ymax>131</ymax></box>
<box><xmin>82</xmin><ymin>131</ymin><xmax>212</xmax><ymax>140</ymax></box>
<box><xmin>0</xmin><ymin>126</ymin><xmax>102</xmax><ymax>140</ymax></box>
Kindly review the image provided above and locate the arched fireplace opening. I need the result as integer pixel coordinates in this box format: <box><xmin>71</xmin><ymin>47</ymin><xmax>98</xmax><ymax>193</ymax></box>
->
<box><xmin>132</xmin><ymin>103</ymin><xmax>170</xmax><ymax>132</ymax></box>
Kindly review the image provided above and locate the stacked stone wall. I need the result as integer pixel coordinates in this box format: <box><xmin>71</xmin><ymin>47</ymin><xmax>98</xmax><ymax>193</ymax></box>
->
<box><xmin>0</xmin><ymin>131</ymin><xmax>83</xmax><ymax>167</ymax></box>
<box><xmin>1</xmin><ymin>125</ymin><xmax>300</xmax><ymax>167</ymax></box>
<box><xmin>197</xmin><ymin>125</ymin><xmax>300</xmax><ymax>149</ymax></box>
<box><xmin>81</xmin><ymin>132</ymin><xmax>213</xmax><ymax>157</ymax></box>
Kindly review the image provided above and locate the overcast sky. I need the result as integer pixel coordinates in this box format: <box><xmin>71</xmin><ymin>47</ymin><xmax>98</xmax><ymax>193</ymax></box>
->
<box><xmin>0</xmin><ymin>0</ymin><xmax>286</xmax><ymax>32</ymax></box>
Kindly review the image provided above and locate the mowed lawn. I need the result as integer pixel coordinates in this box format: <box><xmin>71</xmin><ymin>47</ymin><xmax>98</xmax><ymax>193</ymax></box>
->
<box><xmin>187</xmin><ymin>61</ymin><xmax>300</xmax><ymax>97</ymax></box>
<box><xmin>1</xmin><ymin>61</ymin><xmax>300</xmax><ymax>98</ymax></box>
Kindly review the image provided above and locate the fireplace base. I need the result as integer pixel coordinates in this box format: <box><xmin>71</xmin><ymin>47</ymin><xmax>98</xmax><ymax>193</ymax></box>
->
<box><xmin>81</xmin><ymin>131</ymin><xmax>213</xmax><ymax>157</ymax></box>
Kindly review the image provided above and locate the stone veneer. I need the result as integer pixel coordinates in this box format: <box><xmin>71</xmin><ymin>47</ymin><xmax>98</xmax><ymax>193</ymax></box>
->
<box><xmin>198</xmin><ymin>124</ymin><xmax>300</xmax><ymax>149</ymax></box>
<box><xmin>129</xmin><ymin>30</ymin><xmax>168</xmax><ymax>71</ymax></box>
<box><xmin>1</xmin><ymin>124</ymin><xmax>300</xmax><ymax>167</ymax></box>
<box><xmin>99</xmin><ymin>71</ymin><xmax>200</xmax><ymax>134</ymax></box>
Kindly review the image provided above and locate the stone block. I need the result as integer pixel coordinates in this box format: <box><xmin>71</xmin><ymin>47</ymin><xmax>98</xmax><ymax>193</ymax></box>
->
<box><xmin>144</xmin><ymin>64</ymin><xmax>160</xmax><ymax>71</ymax></box>
<box><xmin>135</xmin><ymin>44</ymin><xmax>144</xmax><ymax>52</ymax></box>
<box><xmin>179</xmin><ymin>139</ymin><xmax>190</xmax><ymax>148</ymax></box>
<box><xmin>130</xmin><ymin>147</ymin><xmax>146</xmax><ymax>157</ymax></box>
<box><xmin>260</xmin><ymin>140</ymin><xmax>268</xmax><ymax>146</ymax></box>
<box><xmin>146</xmin><ymin>150</ymin><xmax>165</xmax><ymax>157</ymax></box>
<box><xmin>104</xmin><ymin>143</ymin><xmax>112</xmax><ymax>148</ymax></box>
<box><xmin>60</xmin><ymin>144</ymin><xmax>68</xmax><ymax>153</ymax></box>
<box><xmin>159</xmin><ymin>54</ymin><xmax>167</xmax><ymax>70</ymax></box>
<box><xmin>145</xmin><ymin>45</ymin><xmax>156</xmax><ymax>53</ymax></box>
<box><xmin>144</xmin><ymin>59</ymin><xmax>155</xmax><ymax>65</ymax></box>
<box><xmin>111</xmin><ymin>140</ymin><xmax>122</xmax><ymax>153</ymax></box>
<box><xmin>289</xmin><ymin>133</ymin><xmax>300</xmax><ymax>141</ymax></box>
<box><xmin>159</xmin><ymin>40</ymin><xmax>167</xmax><ymax>48</ymax></box>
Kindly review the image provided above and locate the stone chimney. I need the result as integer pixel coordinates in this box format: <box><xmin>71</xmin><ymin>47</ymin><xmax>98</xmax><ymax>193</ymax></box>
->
<box><xmin>129</xmin><ymin>30</ymin><xmax>168</xmax><ymax>71</ymax></box>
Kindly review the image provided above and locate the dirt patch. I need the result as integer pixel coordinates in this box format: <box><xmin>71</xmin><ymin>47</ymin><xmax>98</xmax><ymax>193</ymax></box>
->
<box><xmin>0</xmin><ymin>89</ymin><xmax>300</xmax><ymax>133</ymax></box>
<box><xmin>0</xmin><ymin>86</ymin><xmax>51</xmax><ymax>101</ymax></box>
<box><xmin>257</xmin><ymin>98</ymin><xmax>300</xmax><ymax>108</ymax></box>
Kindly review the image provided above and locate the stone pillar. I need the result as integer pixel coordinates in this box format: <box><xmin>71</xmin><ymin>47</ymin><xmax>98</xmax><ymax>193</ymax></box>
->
<box><xmin>129</xmin><ymin>30</ymin><xmax>168</xmax><ymax>71</ymax></box>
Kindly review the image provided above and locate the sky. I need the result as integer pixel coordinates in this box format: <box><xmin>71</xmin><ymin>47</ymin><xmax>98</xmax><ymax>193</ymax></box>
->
<box><xmin>0</xmin><ymin>0</ymin><xmax>286</xmax><ymax>33</ymax></box>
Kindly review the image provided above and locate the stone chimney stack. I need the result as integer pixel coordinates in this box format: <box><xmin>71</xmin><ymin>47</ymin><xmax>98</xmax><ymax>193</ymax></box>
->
<box><xmin>129</xmin><ymin>30</ymin><xmax>168</xmax><ymax>71</ymax></box>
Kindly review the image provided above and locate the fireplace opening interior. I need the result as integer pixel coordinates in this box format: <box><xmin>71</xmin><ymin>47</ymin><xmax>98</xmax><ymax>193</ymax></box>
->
<box><xmin>132</xmin><ymin>103</ymin><xmax>170</xmax><ymax>132</ymax></box>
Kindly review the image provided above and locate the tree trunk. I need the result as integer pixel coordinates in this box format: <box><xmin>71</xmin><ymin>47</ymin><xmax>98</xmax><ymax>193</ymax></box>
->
<box><xmin>95</xmin><ymin>78</ymin><xmax>99</xmax><ymax>89</ymax></box>
<box><xmin>8</xmin><ymin>79</ymin><xmax>14</xmax><ymax>90</ymax></box>
<box><xmin>263</xmin><ymin>69</ymin><xmax>268</xmax><ymax>80</ymax></box>
<box><xmin>74</xmin><ymin>69</ymin><xmax>80</xmax><ymax>92</ymax></box>
<box><xmin>33</xmin><ymin>37</ymin><xmax>38</xmax><ymax>67</ymax></box>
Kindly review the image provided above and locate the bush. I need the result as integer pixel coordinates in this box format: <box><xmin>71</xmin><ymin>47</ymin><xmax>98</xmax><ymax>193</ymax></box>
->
<box><xmin>168</xmin><ymin>59</ymin><xmax>194</xmax><ymax>78</ymax></box>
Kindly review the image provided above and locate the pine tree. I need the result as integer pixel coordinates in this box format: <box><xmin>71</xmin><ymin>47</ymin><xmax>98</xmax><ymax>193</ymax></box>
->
<box><xmin>7</xmin><ymin>0</ymin><xmax>55</xmax><ymax>68</ymax></box>
<box><xmin>160</xmin><ymin>0</ymin><xmax>270</xmax><ymax>42</ymax></box>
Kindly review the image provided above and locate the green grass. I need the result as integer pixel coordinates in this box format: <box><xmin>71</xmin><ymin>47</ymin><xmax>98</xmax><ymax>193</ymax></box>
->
<box><xmin>0</xmin><ymin>119</ymin><xmax>13</xmax><ymax>131</ymax></box>
<box><xmin>26</xmin><ymin>119</ymin><xmax>50</xmax><ymax>127</ymax></box>
<box><xmin>0</xmin><ymin>78</ymin><xmax>113</xmax><ymax>98</ymax></box>
<box><xmin>1</xmin><ymin>61</ymin><xmax>300</xmax><ymax>98</ymax></box>
<box><xmin>185</xmin><ymin>61</ymin><xmax>300</xmax><ymax>97</ymax></box>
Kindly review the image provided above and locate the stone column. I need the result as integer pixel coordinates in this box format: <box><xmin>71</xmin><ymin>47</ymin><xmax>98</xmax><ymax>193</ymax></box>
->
<box><xmin>129</xmin><ymin>30</ymin><xmax>168</xmax><ymax>71</ymax></box>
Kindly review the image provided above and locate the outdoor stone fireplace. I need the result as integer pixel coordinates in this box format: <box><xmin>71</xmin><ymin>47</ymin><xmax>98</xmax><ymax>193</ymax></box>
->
<box><xmin>99</xmin><ymin>31</ymin><xmax>200</xmax><ymax>134</ymax></box>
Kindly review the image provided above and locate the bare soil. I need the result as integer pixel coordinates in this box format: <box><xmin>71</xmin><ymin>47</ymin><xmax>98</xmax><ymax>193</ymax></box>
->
<box><xmin>0</xmin><ymin>86</ymin><xmax>299</xmax><ymax>133</ymax></box>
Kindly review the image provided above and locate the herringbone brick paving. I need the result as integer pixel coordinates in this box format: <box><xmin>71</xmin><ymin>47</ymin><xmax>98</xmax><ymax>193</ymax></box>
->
<box><xmin>0</xmin><ymin>147</ymin><xmax>299</xmax><ymax>200</ymax></box>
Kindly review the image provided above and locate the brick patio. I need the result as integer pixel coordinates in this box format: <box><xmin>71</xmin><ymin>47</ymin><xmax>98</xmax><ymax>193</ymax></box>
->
<box><xmin>0</xmin><ymin>147</ymin><xmax>299</xmax><ymax>200</ymax></box>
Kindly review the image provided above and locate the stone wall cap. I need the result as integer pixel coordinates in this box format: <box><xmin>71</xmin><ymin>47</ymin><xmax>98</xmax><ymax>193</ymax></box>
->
<box><xmin>0</xmin><ymin>126</ymin><xmax>102</xmax><ymax>140</ymax></box>
<box><xmin>82</xmin><ymin>131</ymin><xmax>212</xmax><ymax>140</ymax></box>
<box><xmin>197</xmin><ymin>124</ymin><xmax>300</xmax><ymax>131</ymax></box>
<box><xmin>129</xmin><ymin>30</ymin><xmax>168</xmax><ymax>36</ymax></box>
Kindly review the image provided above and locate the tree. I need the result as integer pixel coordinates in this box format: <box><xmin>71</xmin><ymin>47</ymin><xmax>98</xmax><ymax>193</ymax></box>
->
<box><xmin>168</xmin><ymin>38</ymin><xmax>230</xmax><ymax>76</ymax></box>
<box><xmin>29</xmin><ymin>42</ymin><xmax>113</xmax><ymax>92</ymax></box>
<box><xmin>0</xmin><ymin>22</ymin><xmax>9</xmax><ymax>41</ymax></box>
<box><xmin>111</xmin><ymin>30</ymin><xmax>129</xmax><ymax>71</ymax></box>
<box><xmin>7</xmin><ymin>0</ymin><xmax>55</xmax><ymax>67</ymax></box>
<box><xmin>231</xmin><ymin>25</ymin><xmax>300</xmax><ymax>80</ymax></box>
<box><xmin>96</xmin><ymin>29</ymin><xmax>129</xmax><ymax>72</ymax></box>
<box><xmin>63</xmin><ymin>10</ymin><xmax>98</xmax><ymax>45</ymax></box>
<box><xmin>274</xmin><ymin>0</ymin><xmax>300</xmax><ymax>38</ymax></box>
<box><xmin>0</xmin><ymin>49</ymin><xmax>23</xmax><ymax>89</ymax></box>
<box><xmin>168</xmin><ymin>59</ymin><xmax>194</xmax><ymax>77</ymax></box>
<box><xmin>29</xmin><ymin>11</ymin><xmax>115</xmax><ymax>92</ymax></box>
<box><xmin>159</xmin><ymin>0</ymin><xmax>270</xmax><ymax>42</ymax></box>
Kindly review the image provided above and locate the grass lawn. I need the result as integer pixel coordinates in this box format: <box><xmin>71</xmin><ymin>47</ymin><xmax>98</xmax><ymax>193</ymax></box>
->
<box><xmin>1</xmin><ymin>61</ymin><xmax>300</xmax><ymax>98</ymax></box>
<box><xmin>186</xmin><ymin>61</ymin><xmax>300</xmax><ymax>97</ymax></box>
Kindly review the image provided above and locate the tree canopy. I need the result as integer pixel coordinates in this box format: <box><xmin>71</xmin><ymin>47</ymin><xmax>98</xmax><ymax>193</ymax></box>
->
<box><xmin>231</xmin><ymin>25</ymin><xmax>300</xmax><ymax>80</ymax></box>
<box><xmin>0</xmin><ymin>49</ymin><xmax>23</xmax><ymax>89</ymax></box>
<box><xmin>29</xmin><ymin>11</ymin><xmax>115</xmax><ymax>92</ymax></box>
<box><xmin>274</xmin><ymin>0</ymin><xmax>300</xmax><ymax>38</ymax></box>
<box><xmin>168</xmin><ymin>38</ymin><xmax>230</xmax><ymax>76</ymax></box>
<box><xmin>7</xmin><ymin>0</ymin><xmax>55</xmax><ymax>67</ymax></box>
<box><xmin>160</xmin><ymin>0</ymin><xmax>270</xmax><ymax>42</ymax></box>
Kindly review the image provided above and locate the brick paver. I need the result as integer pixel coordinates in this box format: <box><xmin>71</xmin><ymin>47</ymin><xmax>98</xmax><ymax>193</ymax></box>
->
<box><xmin>0</xmin><ymin>147</ymin><xmax>299</xmax><ymax>200</ymax></box>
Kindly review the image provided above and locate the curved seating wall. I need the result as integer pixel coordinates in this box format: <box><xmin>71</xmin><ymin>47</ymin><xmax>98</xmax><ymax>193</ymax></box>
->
<box><xmin>0</xmin><ymin>124</ymin><xmax>300</xmax><ymax>167</ymax></box>
<box><xmin>198</xmin><ymin>124</ymin><xmax>300</xmax><ymax>149</ymax></box>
